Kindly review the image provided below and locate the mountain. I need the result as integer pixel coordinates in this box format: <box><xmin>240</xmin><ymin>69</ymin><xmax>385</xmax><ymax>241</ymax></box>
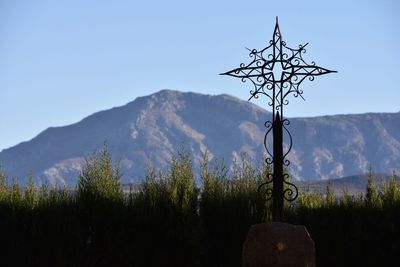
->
<box><xmin>0</xmin><ymin>90</ymin><xmax>399</xmax><ymax>185</ymax></box>
<box><xmin>295</xmin><ymin>173</ymin><xmax>396</xmax><ymax>197</ymax></box>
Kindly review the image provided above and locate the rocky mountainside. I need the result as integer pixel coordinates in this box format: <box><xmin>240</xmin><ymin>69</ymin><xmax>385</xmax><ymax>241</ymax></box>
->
<box><xmin>0</xmin><ymin>90</ymin><xmax>399</xmax><ymax>185</ymax></box>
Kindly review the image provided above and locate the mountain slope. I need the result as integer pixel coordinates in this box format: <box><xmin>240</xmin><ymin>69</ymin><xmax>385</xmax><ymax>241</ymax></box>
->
<box><xmin>296</xmin><ymin>173</ymin><xmax>397</xmax><ymax>196</ymax></box>
<box><xmin>0</xmin><ymin>90</ymin><xmax>399</xmax><ymax>185</ymax></box>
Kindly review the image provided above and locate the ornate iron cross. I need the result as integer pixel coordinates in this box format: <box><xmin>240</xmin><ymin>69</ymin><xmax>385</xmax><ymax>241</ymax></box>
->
<box><xmin>221</xmin><ymin>17</ymin><xmax>336</xmax><ymax>221</ymax></box>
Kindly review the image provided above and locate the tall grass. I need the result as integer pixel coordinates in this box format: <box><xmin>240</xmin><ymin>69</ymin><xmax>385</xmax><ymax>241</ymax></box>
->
<box><xmin>0</xmin><ymin>149</ymin><xmax>399</xmax><ymax>267</ymax></box>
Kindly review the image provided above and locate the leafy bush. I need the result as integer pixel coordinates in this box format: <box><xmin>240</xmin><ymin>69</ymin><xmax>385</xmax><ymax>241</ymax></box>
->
<box><xmin>77</xmin><ymin>145</ymin><xmax>123</xmax><ymax>202</ymax></box>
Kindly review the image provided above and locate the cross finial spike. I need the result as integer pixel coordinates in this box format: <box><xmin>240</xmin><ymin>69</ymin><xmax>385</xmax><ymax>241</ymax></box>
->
<box><xmin>274</xmin><ymin>16</ymin><xmax>281</xmax><ymax>37</ymax></box>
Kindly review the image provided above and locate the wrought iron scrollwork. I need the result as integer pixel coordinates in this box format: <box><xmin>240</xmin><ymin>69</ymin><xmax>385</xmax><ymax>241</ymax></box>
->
<box><xmin>257</xmin><ymin>173</ymin><xmax>274</xmax><ymax>201</ymax></box>
<box><xmin>221</xmin><ymin>17</ymin><xmax>336</xmax><ymax>120</ymax></box>
<box><xmin>283</xmin><ymin>173</ymin><xmax>298</xmax><ymax>202</ymax></box>
<box><xmin>221</xmin><ymin>17</ymin><xmax>335</xmax><ymax>221</ymax></box>
<box><xmin>282</xmin><ymin>119</ymin><xmax>292</xmax><ymax>167</ymax></box>
<box><xmin>263</xmin><ymin>121</ymin><xmax>274</xmax><ymax>165</ymax></box>
<box><xmin>259</xmin><ymin>117</ymin><xmax>299</xmax><ymax>203</ymax></box>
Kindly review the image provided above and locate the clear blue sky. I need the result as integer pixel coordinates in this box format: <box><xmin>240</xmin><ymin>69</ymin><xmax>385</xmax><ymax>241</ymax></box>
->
<box><xmin>1</xmin><ymin>0</ymin><xmax>399</xmax><ymax>151</ymax></box>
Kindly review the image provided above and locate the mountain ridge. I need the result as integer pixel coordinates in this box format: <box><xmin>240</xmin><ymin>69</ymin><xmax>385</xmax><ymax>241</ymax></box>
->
<box><xmin>0</xmin><ymin>89</ymin><xmax>399</xmax><ymax>185</ymax></box>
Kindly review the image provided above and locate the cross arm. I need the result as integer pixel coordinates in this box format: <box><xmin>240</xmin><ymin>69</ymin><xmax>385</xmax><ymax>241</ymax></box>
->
<box><xmin>292</xmin><ymin>65</ymin><xmax>337</xmax><ymax>77</ymax></box>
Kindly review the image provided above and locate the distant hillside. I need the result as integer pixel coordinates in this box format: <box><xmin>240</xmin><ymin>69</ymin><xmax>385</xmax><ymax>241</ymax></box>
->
<box><xmin>295</xmin><ymin>173</ymin><xmax>397</xmax><ymax>196</ymax></box>
<box><xmin>0</xmin><ymin>90</ymin><xmax>399</xmax><ymax>185</ymax></box>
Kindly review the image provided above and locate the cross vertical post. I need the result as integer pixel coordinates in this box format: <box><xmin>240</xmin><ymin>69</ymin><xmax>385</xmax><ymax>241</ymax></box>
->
<box><xmin>221</xmin><ymin>17</ymin><xmax>336</xmax><ymax>221</ymax></box>
<box><xmin>272</xmin><ymin>112</ymin><xmax>283</xmax><ymax>222</ymax></box>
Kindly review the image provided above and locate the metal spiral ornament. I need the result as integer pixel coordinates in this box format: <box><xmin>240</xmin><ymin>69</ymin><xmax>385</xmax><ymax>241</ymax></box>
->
<box><xmin>221</xmin><ymin>17</ymin><xmax>336</xmax><ymax>221</ymax></box>
<box><xmin>257</xmin><ymin>172</ymin><xmax>274</xmax><ymax>201</ymax></box>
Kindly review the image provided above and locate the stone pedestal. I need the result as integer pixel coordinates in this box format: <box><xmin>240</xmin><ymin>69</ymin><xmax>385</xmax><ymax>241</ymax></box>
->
<box><xmin>242</xmin><ymin>222</ymin><xmax>315</xmax><ymax>267</ymax></box>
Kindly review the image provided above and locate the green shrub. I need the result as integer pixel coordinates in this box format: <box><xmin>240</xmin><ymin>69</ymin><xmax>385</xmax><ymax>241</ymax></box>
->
<box><xmin>77</xmin><ymin>145</ymin><xmax>123</xmax><ymax>202</ymax></box>
<box><xmin>0</xmin><ymin>165</ymin><xmax>6</xmax><ymax>201</ymax></box>
<box><xmin>365</xmin><ymin>166</ymin><xmax>380</xmax><ymax>207</ymax></box>
<box><xmin>381</xmin><ymin>170</ymin><xmax>400</xmax><ymax>205</ymax></box>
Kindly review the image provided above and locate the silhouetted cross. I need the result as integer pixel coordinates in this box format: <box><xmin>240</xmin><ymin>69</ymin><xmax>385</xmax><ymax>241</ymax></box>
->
<box><xmin>221</xmin><ymin>17</ymin><xmax>336</xmax><ymax>222</ymax></box>
<box><xmin>221</xmin><ymin>17</ymin><xmax>336</xmax><ymax>118</ymax></box>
